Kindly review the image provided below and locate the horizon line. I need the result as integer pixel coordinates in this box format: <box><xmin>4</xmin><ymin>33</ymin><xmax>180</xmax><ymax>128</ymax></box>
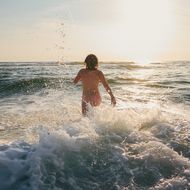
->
<box><xmin>0</xmin><ymin>59</ymin><xmax>190</xmax><ymax>64</ymax></box>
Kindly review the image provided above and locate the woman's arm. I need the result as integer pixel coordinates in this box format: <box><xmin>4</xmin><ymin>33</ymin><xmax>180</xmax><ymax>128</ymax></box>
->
<box><xmin>73</xmin><ymin>69</ymin><xmax>83</xmax><ymax>84</ymax></box>
<box><xmin>98</xmin><ymin>71</ymin><xmax>116</xmax><ymax>106</ymax></box>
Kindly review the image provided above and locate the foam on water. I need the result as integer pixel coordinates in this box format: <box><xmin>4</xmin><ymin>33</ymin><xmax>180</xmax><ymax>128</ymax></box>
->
<box><xmin>0</xmin><ymin>101</ymin><xmax>190</xmax><ymax>190</ymax></box>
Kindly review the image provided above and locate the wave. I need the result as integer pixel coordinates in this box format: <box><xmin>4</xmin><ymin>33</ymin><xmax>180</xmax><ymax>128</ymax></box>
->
<box><xmin>0</xmin><ymin>62</ymin><xmax>60</xmax><ymax>67</ymax></box>
<box><xmin>0</xmin><ymin>75</ymin><xmax>149</xmax><ymax>97</ymax></box>
<box><xmin>107</xmin><ymin>77</ymin><xmax>148</xmax><ymax>85</ymax></box>
<box><xmin>116</xmin><ymin>63</ymin><xmax>150</xmax><ymax>70</ymax></box>
<box><xmin>145</xmin><ymin>83</ymin><xmax>175</xmax><ymax>89</ymax></box>
<box><xmin>0</xmin><ymin>77</ymin><xmax>72</xmax><ymax>97</ymax></box>
<box><xmin>0</xmin><ymin>106</ymin><xmax>189</xmax><ymax>190</ymax></box>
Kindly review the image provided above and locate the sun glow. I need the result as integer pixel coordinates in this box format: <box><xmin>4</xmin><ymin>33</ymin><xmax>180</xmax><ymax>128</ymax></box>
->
<box><xmin>115</xmin><ymin>0</ymin><xmax>175</xmax><ymax>63</ymax></box>
<box><xmin>0</xmin><ymin>0</ymin><xmax>181</xmax><ymax>62</ymax></box>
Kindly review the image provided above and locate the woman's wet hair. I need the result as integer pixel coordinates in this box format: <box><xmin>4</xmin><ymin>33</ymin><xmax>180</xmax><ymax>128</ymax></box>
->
<box><xmin>85</xmin><ymin>54</ymin><xmax>98</xmax><ymax>70</ymax></box>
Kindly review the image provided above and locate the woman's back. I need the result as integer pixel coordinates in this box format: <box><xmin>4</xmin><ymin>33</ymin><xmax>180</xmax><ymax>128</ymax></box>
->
<box><xmin>80</xmin><ymin>69</ymin><xmax>100</xmax><ymax>93</ymax></box>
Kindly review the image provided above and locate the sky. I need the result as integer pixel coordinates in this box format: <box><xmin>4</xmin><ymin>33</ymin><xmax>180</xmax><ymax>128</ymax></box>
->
<box><xmin>0</xmin><ymin>0</ymin><xmax>190</xmax><ymax>62</ymax></box>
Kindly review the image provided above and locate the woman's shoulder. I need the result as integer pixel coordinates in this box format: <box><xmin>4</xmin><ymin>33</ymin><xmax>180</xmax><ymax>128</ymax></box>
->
<box><xmin>78</xmin><ymin>68</ymin><xmax>86</xmax><ymax>73</ymax></box>
<box><xmin>96</xmin><ymin>69</ymin><xmax>104</xmax><ymax>75</ymax></box>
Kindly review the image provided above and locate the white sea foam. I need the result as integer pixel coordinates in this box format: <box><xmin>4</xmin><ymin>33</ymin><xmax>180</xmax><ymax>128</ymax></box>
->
<box><xmin>0</xmin><ymin>101</ymin><xmax>189</xmax><ymax>189</ymax></box>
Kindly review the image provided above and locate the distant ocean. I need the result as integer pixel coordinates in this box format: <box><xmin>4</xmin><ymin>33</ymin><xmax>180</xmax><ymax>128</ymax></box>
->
<box><xmin>0</xmin><ymin>61</ymin><xmax>190</xmax><ymax>190</ymax></box>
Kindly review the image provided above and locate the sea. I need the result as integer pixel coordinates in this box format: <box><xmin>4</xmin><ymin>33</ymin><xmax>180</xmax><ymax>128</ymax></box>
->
<box><xmin>0</xmin><ymin>61</ymin><xmax>189</xmax><ymax>190</ymax></box>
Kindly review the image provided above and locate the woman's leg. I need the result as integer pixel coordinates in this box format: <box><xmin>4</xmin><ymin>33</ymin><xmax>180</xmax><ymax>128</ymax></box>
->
<box><xmin>82</xmin><ymin>94</ymin><xmax>101</xmax><ymax>116</ymax></box>
<box><xmin>82</xmin><ymin>100</ymin><xmax>88</xmax><ymax>116</ymax></box>
<box><xmin>90</xmin><ymin>95</ymin><xmax>101</xmax><ymax>107</ymax></box>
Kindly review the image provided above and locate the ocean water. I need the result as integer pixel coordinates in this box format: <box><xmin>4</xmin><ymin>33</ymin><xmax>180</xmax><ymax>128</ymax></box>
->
<box><xmin>0</xmin><ymin>61</ymin><xmax>190</xmax><ymax>190</ymax></box>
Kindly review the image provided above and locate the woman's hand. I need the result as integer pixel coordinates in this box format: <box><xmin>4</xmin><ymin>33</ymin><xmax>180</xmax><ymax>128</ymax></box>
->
<box><xmin>111</xmin><ymin>96</ymin><xmax>116</xmax><ymax>106</ymax></box>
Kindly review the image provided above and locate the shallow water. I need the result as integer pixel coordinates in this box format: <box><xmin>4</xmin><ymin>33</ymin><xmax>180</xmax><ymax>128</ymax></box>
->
<box><xmin>0</xmin><ymin>61</ymin><xmax>190</xmax><ymax>190</ymax></box>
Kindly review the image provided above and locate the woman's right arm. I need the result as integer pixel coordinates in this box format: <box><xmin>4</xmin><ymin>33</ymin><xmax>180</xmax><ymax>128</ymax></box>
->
<box><xmin>73</xmin><ymin>69</ymin><xmax>83</xmax><ymax>84</ymax></box>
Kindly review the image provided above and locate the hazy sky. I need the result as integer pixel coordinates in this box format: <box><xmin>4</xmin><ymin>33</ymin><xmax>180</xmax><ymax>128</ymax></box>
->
<box><xmin>0</xmin><ymin>0</ymin><xmax>190</xmax><ymax>62</ymax></box>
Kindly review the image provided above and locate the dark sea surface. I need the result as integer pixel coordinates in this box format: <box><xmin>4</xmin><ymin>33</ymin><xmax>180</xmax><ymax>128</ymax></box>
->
<box><xmin>0</xmin><ymin>61</ymin><xmax>190</xmax><ymax>190</ymax></box>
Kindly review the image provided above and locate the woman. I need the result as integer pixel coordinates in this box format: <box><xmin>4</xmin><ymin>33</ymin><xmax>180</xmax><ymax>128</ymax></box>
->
<box><xmin>74</xmin><ymin>54</ymin><xmax>116</xmax><ymax>115</ymax></box>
